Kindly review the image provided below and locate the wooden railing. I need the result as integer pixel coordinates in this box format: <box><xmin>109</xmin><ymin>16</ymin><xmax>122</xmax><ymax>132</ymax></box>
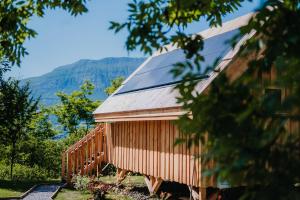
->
<box><xmin>61</xmin><ymin>124</ymin><xmax>107</xmax><ymax>182</ymax></box>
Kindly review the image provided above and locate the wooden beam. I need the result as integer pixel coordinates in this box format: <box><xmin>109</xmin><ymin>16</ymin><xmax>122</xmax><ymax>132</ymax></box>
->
<box><xmin>189</xmin><ymin>186</ymin><xmax>199</xmax><ymax>200</ymax></box>
<box><xmin>152</xmin><ymin>177</ymin><xmax>163</xmax><ymax>194</ymax></box>
<box><xmin>67</xmin><ymin>151</ymin><xmax>72</xmax><ymax>183</ymax></box>
<box><xmin>94</xmin><ymin>107</ymin><xmax>184</xmax><ymax>122</ymax></box>
<box><xmin>94</xmin><ymin>134</ymin><xmax>98</xmax><ymax>170</ymax></box>
<box><xmin>84</xmin><ymin>141</ymin><xmax>88</xmax><ymax>175</ymax></box>
<box><xmin>74</xmin><ymin>149</ymin><xmax>78</xmax><ymax>174</ymax></box>
<box><xmin>96</xmin><ymin>163</ymin><xmax>100</xmax><ymax>177</ymax></box>
<box><xmin>116</xmin><ymin>168</ymin><xmax>127</xmax><ymax>183</ymax></box>
<box><xmin>80</xmin><ymin>145</ymin><xmax>84</xmax><ymax>176</ymax></box>
<box><xmin>61</xmin><ymin>152</ymin><xmax>65</xmax><ymax>180</ymax></box>
<box><xmin>199</xmin><ymin>187</ymin><xmax>206</xmax><ymax>200</ymax></box>
<box><xmin>144</xmin><ymin>176</ymin><xmax>163</xmax><ymax>194</ymax></box>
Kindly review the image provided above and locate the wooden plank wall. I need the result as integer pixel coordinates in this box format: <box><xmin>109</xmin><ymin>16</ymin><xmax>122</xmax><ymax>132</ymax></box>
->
<box><xmin>107</xmin><ymin>120</ymin><xmax>206</xmax><ymax>187</ymax></box>
<box><xmin>261</xmin><ymin>67</ymin><xmax>300</xmax><ymax>135</ymax></box>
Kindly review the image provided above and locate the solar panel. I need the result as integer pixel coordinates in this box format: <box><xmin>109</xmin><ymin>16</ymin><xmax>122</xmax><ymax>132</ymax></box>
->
<box><xmin>116</xmin><ymin>28</ymin><xmax>239</xmax><ymax>95</ymax></box>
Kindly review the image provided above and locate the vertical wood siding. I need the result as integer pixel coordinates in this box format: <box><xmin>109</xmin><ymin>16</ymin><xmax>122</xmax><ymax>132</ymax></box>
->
<box><xmin>108</xmin><ymin>120</ymin><xmax>203</xmax><ymax>187</ymax></box>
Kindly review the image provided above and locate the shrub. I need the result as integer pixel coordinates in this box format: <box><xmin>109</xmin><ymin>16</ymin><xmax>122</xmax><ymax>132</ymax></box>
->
<box><xmin>0</xmin><ymin>163</ymin><xmax>48</xmax><ymax>181</ymax></box>
<box><xmin>19</xmin><ymin>137</ymin><xmax>63</xmax><ymax>179</ymax></box>
<box><xmin>0</xmin><ymin>162</ymin><xmax>9</xmax><ymax>180</ymax></box>
<box><xmin>87</xmin><ymin>179</ymin><xmax>115</xmax><ymax>200</ymax></box>
<box><xmin>72</xmin><ymin>174</ymin><xmax>91</xmax><ymax>191</ymax></box>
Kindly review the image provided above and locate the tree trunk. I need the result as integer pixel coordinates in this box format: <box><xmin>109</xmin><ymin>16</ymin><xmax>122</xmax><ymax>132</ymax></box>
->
<box><xmin>10</xmin><ymin>142</ymin><xmax>16</xmax><ymax>180</ymax></box>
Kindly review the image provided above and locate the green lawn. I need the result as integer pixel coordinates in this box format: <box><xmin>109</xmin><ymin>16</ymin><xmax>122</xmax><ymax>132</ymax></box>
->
<box><xmin>0</xmin><ymin>179</ymin><xmax>60</xmax><ymax>198</ymax></box>
<box><xmin>53</xmin><ymin>175</ymin><xmax>145</xmax><ymax>200</ymax></box>
<box><xmin>99</xmin><ymin>175</ymin><xmax>145</xmax><ymax>187</ymax></box>
<box><xmin>99</xmin><ymin>175</ymin><xmax>146</xmax><ymax>200</ymax></box>
<box><xmin>55</xmin><ymin>188</ymin><xmax>92</xmax><ymax>200</ymax></box>
<box><xmin>54</xmin><ymin>188</ymin><xmax>132</xmax><ymax>200</ymax></box>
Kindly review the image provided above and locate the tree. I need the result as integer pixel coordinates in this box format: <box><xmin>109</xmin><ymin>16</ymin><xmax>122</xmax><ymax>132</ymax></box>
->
<box><xmin>105</xmin><ymin>76</ymin><xmax>125</xmax><ymax>95</ymax></box>
<box><xmin>53</xmin><ymin>80</ymin><xmax>100</xmax><ymax>135</ymax></box>
<box><xmin>0</xmin><ymin>0</ymin><xmax>88</xmax><ymax>74</ymax></box>
<box><xmin>110</xmin><ymin>1</ymin><xmax>300</xmax><ymax>199</ymax></box>
<box><xmin>28</xmin><ymin>106</ymin><xmax>57</xmax><ymax>140</ymax></box>
<box><xmin>19</xmin><ymin>136</ymin><xmax>63</xmax><ymax>178</ymax></box>
<box><xmin>0</xmin><ymin>78</ymin><xmax>39</xmax><ymax>179</ymax></box>
<box><xmin>18</xmin><ymin>106</ymin><xmax>61</xmax><ymax>177</ymax></box>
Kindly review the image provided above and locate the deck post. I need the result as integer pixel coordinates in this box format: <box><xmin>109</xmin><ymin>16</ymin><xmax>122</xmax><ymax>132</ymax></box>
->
<box><xmin>94</xmin><ymin>132</ymin><xmax>99</xmax><ymax>172</ymax></box>
<box><xmin>80</xmin><ymin>145</ymin><xmax>84</xmax><ymax>175</ymax></box>
<box><xmin>61</xmin><ymin>152</ymin><xmax>65</xmax><ymax>181</ymax></box>
<box><xmin>74</xmin><ymin>149</ymin><xmax>78</xmax><ymax>174</ymax></box>
<box><xmin>67</xmin><ymin>151</ymin><xmax>72</xmax><ymax>183</ymax></box>
<box><xmin>85</xmin><ymin>140</ymin><xmax>89</xmax><ymax>175</ymax></box>
<box><xmin>87</xmin><ymin>139</ymin><xmax>91</xmax><ymax>174</ymax></box>
<box><xmin>96</xmin><ymin>163</ymin><xmax>99</xmax><ymax>177</ymax></box>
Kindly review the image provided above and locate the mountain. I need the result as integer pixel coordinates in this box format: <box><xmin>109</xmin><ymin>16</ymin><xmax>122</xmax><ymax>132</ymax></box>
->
<box><xmin>23</xmin><ymin>57</ymin><xmax>145</xmax><ymax>106</ymax></box>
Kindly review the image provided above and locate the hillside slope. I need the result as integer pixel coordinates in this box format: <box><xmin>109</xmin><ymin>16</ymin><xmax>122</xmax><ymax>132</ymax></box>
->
<box><xmin>24</xmin><ymin>57</ymin><xmax>145</xmax><ymax>105</ymax></box>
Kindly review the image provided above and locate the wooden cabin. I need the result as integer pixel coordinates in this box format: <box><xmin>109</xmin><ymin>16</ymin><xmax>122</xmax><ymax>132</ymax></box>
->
<box><xmin>61</xmin><ymin>13</ymin><xmax>278</xmax><ymax>199</ymax></box>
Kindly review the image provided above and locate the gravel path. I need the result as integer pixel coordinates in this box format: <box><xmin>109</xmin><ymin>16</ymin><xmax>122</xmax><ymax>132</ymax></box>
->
<box><xmin>22</xmin><ymin>184</ymin><xmax>61</xmax><ymax>200</ymax></box>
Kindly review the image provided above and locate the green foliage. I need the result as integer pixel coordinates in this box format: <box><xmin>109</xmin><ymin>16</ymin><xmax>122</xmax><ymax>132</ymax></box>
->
<box><xmin>0</xmin><ymin>162</ymin><xmax>48</xmax><ymax>181</ymax></box>
<box><xmin>72</xmin><ymin>174</ymin><xmax>91</xmax><ymax>191</ymax></box>
<box><xmin>105</xmin><ymin>76</ymin><xmax>125</xmax><ymax>96</ymax></box>
<box><xmin>100</xmin><ymin>163</ymin><xmax>116</xmax><ymax>176</ymax></box>
<box><xmin>62</xmin><ymin>127</ymin><xmax>88</xmax><ymax>147</ymax></box>
<box><xmin>28</xmin><ymin>106</ymin><xmax>57</xmax><ymax>140</ymax></box>
<box><xmin>18</xmin><ymin>137</ymin><xmax>63</xmax><ymax>178</ymax></box>
<box><xmin>112</xmin><ymin>0</ymin><xmax>300</xmax><ymax>199</ymax></box>
<box><xmin>109</xmin><ymin>0</ymin><xmax>242</xmax><ymax>55</ymax></box>
<box><xmin>52</xmin><ymin>80</ymin><xmax>101</xmax><ymax>135</ymax></box>
<box><xmin>0</xmin><ymin>0</ymin><xmax>88</xmax><ymax>74</ymax></box>
<box><xmin>0</xmin><ymin>78</ymin><xmax>39</xmax><ymax>179</ymax></box>
<box><xmin>0</xmin><ymin>78</ymin><xmax>63</xmax><ymax>179</ymax></box>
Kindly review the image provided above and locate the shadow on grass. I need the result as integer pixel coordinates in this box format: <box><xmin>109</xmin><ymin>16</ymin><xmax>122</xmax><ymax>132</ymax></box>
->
<box><xmin>0</xmin><ymin>179</ymin><xmax>61</xmax><ymax>193</ymax></box>
<box><xmin>127</xmin><ymin>185</ymin><xmax>149</xmax><ymax>195</ymax></box>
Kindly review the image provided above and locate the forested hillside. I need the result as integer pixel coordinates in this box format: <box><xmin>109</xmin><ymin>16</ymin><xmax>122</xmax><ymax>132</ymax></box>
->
<box><xmin>23</xmin><ymin>57</ymin><xmax>145</xmax><ymax>105</ymax></box>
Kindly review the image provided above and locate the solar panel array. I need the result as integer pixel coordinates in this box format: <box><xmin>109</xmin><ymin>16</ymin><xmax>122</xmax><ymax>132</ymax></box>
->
<box><xmin>116</xmin><ymin>29</ymin><xmax>239</xmax><ymax>95</ymax></box>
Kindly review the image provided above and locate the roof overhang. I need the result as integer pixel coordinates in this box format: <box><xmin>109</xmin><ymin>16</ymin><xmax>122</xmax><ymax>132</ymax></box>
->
<box><xmin>94</xmin><ymin>106</ymin><xmax>185</xmax><ymax>122</ymax></box>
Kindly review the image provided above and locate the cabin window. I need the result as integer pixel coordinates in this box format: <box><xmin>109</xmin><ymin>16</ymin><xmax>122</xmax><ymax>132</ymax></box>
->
<box><xmin>264</xmin><ymin>88</ymin><xmax>282</xmax><ymax>110</ymax></box>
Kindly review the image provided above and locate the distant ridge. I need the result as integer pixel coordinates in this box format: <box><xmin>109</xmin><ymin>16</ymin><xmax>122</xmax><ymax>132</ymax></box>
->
<box><xmin>23</xmin><ymin>57</ymin><xmax>145</xmax><ymax>106</ymax></box>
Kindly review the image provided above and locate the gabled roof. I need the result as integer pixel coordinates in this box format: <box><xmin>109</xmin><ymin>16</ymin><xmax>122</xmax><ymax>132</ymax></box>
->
<box><xmin>94</xmin><ymin>13</ymin><xmax>254</xmax><ymax>122</ymax></box>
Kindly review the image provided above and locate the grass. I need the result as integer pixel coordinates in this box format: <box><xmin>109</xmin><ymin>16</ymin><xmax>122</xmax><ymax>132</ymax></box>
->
<box><xmin>53</xmin><ymin>175</ymin><xmax>145</xmax><ymax>200</ymax></box>
<box><xmin>98</xmin><ymin>175</ymin><xmax>146</xmax><ymax>200</ymax></box>
<box><xmin>99</xmin><ymin>175</ymin><xmax>145</xmax><ymax>187</ymax></box>
<box><xmin>0</xmin><ymin>179</ymin><xmax>60</xmax><ymax>198</ymax></box>
<box><xmin>55</xmin><ymin>188</ymin><xmax>92</xmax><ymax>200</ymax></box>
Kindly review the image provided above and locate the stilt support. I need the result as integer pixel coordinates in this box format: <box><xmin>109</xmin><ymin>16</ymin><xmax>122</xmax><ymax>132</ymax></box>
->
<box><xmin>189</xmin><ymin>186</ymin><xmax>200</xmax><ymax>200</ymax></box>
<box><xmin>144</xmin><ymin>176</ymin><xmax>163</xmax><ymax>194</ymax></box>
<box><xmin>116</xmin><ymin>168</ymin><xmax>127</xmax><ymax>183</ymax></box>
<box><xmin>199</xmin><ymin>187</ymin><xmax>206</xmax><ymax>200</ymax></box>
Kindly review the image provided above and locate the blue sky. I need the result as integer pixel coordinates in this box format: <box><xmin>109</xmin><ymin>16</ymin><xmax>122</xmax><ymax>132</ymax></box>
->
<box><xmin>10</xmin><ymin>1</ymin><xmax>262</xmax><ymax>79</ymax></box>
